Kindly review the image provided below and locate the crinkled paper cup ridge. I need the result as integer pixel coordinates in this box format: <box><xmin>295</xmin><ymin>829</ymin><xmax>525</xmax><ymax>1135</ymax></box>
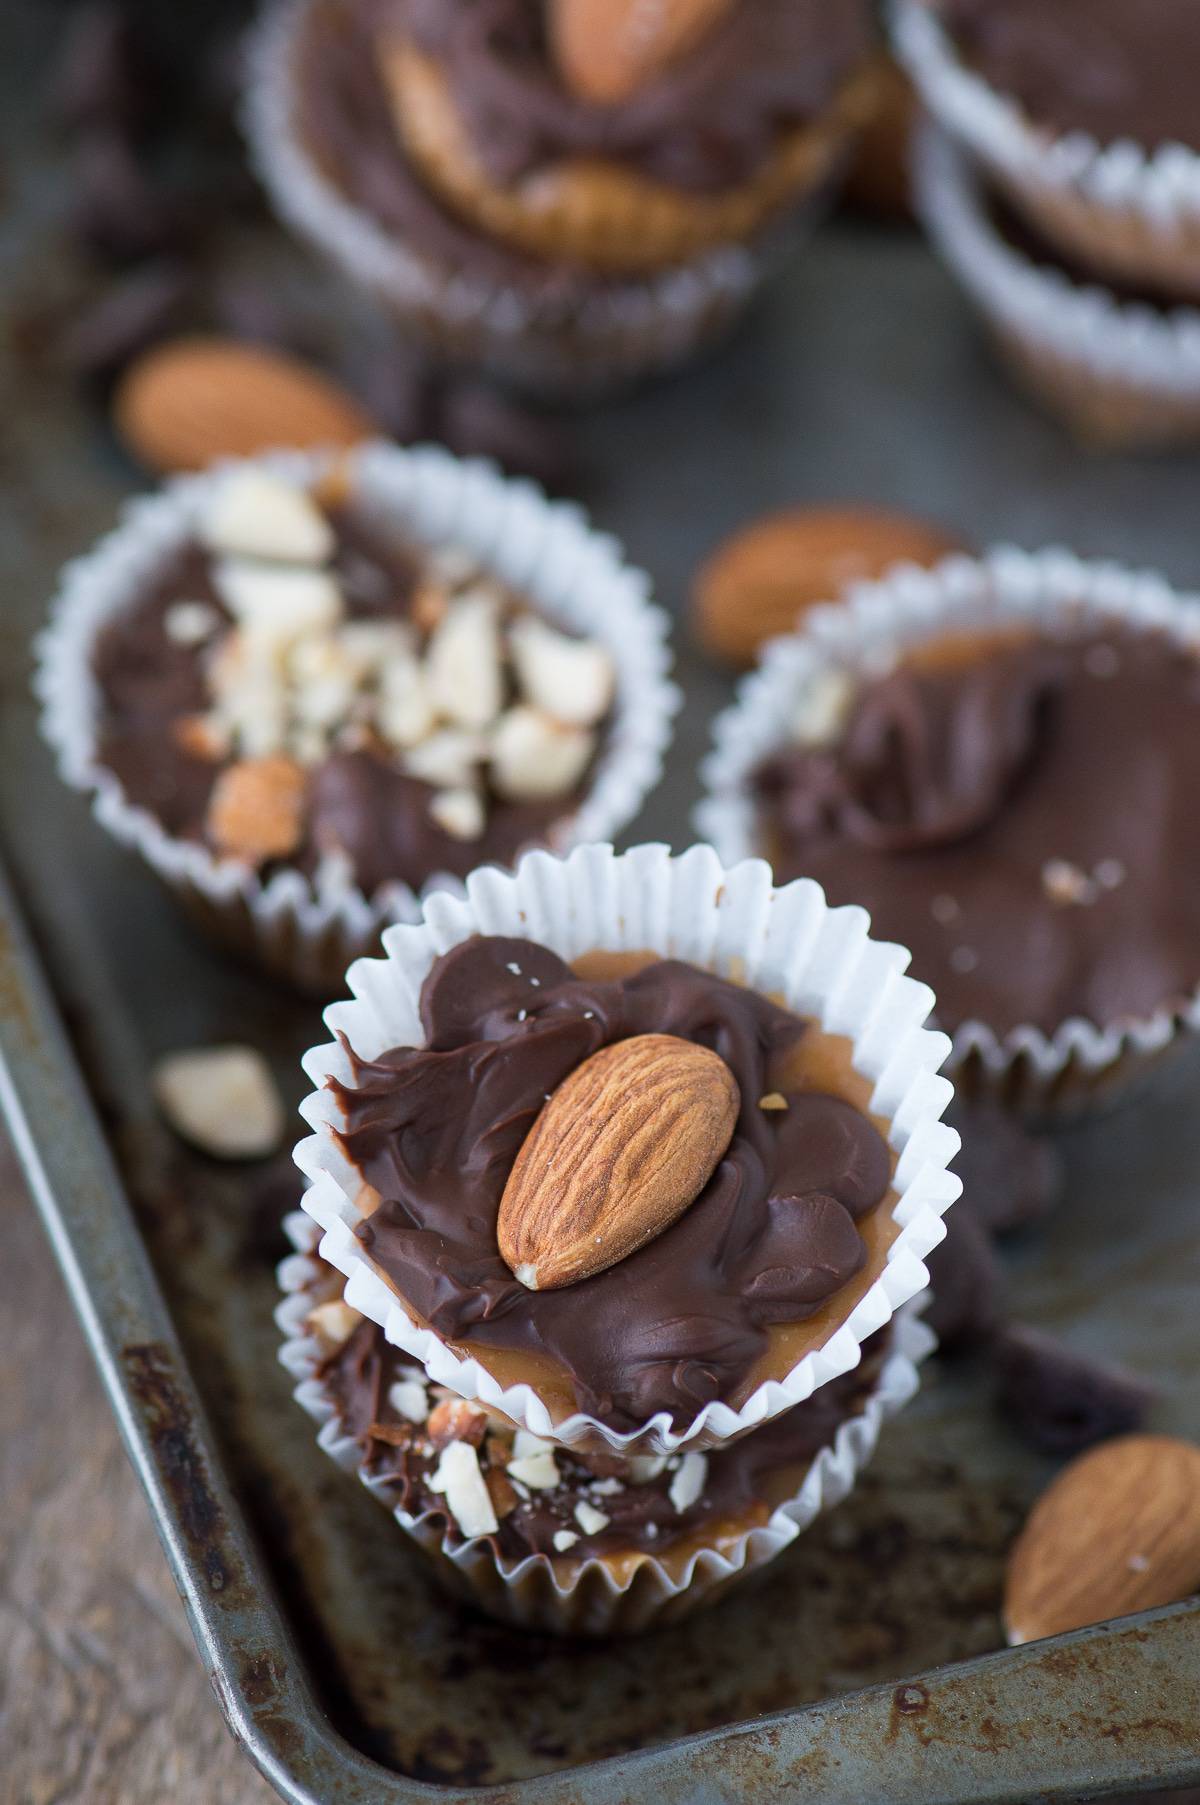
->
<box><xmin>277</xmin><ymin>1212</ymin><xmax>935</xmax><ymax>1634</ymax></box>
<box><xmin>698</xmin><ymin>546</ymin><xmax>1200</xmax><ymax>1114</ymax></box>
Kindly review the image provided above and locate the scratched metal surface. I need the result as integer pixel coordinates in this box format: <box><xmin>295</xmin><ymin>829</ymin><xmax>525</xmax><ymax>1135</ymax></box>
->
<box><xmin>3</xmin><ymin>3</ymin><xmax>1200</xmax><ymax>1800</ymax></box>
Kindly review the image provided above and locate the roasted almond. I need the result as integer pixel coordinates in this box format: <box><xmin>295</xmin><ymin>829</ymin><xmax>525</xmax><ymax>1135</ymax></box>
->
<box><xmin>692</xmin><ymin>504</ymin><xmax>962</xmax><ymax>670</ymax></box>
<box><xmin>114</xmin><ymin>337</ymin><xmax>377</xmax><ymax>475</ymax></box>
<box><xmin>842</xmin><ymin>56</ymin><xmax>917</xmax><ymax>223</ymax></box>
<box><xmin>1004</xmin><ymin>1434</ymin><xmax>1200</xmax><ymax>1645</ymax></box>
<box><xmin>548</xmin><ymin>0</ymin><xmax>733</xmax><ymax>104</ymax></box>
<box><xmin>497</xmin><ymin>1032</ymin><xmax>739</xmax><ymax>1291</ymax></box>
<box><xmin>427</xmin><ymin>1397</ymin><xmax>489</xmax><ymax>1450</ymax></box>
<box><xmin>206</xmin><ymin>755</ymin><xmax>307</xmax><ymax>865</ymax></box>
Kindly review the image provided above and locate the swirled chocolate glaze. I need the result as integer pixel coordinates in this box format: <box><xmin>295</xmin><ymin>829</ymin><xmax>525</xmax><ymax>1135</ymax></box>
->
<box><xmin>756</xmin><ymin>630</ymin><xmax>1200</xmax><ymax>1035</ymax></box>
<box><xmin>401</xmin><ymin>0</ymin><xmax>873</xmax><ymax>191</ymax></box>
<box><xmin>335</xmin><ymin>937</ymin><xmax>891</xmax><ymax>1430</ymax></box>
<box><xmin>941</xmin><ymin>0</ymin><xmax>1200</xmax><ymax>155</ymax></box>
<box><xmin>91</xmin><ymin>507</ymin><xmax>578</xmax><ymax>895</ymax></box>
<box><xmin>319</xmin><ymin>1297</ymin><xmax>888</xmax><ymax>1558</ymax></box>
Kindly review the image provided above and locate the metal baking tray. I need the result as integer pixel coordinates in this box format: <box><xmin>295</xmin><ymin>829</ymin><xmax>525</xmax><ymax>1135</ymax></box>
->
<box><xmin>4</xmin><ymin>8</ymin><xmax>1200</xmax><ymax>1798</ymax></box>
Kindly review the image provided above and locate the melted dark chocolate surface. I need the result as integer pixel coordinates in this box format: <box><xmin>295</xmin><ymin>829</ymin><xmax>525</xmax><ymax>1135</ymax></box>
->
<box><xmin>756</xmin><ymin>630</ymin><xmax>1200</xmax><ymax>1036</ymax></box>
<box><xmin>403</xmin><ymin>0</ymin><xmax>872</xmax><ymax>192</ymax></box>
<box><xmin>942</xmin><ymin>0</ymin><xmax>1200</xmax><ymax>154</ymax></box>
<box><xmin>335</xmin><ymin>937</ymin><xmax>891</xmax><ymax>1431</ymax></box>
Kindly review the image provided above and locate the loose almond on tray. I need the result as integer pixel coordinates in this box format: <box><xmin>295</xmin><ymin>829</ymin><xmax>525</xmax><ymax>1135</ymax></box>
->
<box><xmin>1005</xmin><ymin>1435</ymin><xmax>1200</xmax><ymax>1645</ymax></box>
<box><xmin>114</xmin><ymin>337</ymin><xmax>378</xmax><ymax>474</ymax></box>
<box><xmin>692</xmin><ymin>503</ymin><xmax>962</xmax><ymax>669</ymax></box>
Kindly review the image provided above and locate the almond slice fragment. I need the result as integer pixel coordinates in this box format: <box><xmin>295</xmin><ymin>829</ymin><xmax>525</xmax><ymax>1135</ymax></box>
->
<box><xmin>200</xmin><ymin>468</ymin><xmax>334</xmax><ymax>565</ymax></box>
<box><xmin>425</xmin><ymin>591</ymin><xmax>503</xmax><ymax>729</ymax></box>
<box><xmin>402</xmin><ymin>728</ymin><xmax>487</xmax><ymax>790</ymax></box>
<box><xmin>212</xmin><ymin>560</ymin><xmax>343</xmax><ymax>646</ymax></box>
<box><xmin>508</xmin><ymin>615</ymin><xmax>615</xmax><ymax>726</ymax></box>
<box><xmin>428</xmin><ymin>1441</ymin><xmax>498</xmax><ymax>1539</ymax></box>
<box><xmin>152</xmin><ymin>1044</ymin><xmax>285</xmax><ymax>1160</ymax></box>
<box><xmin>428</xmin><ymin>786</ymin><xmax>485</xmax><ymax>842</ymax></box>
<box><xmin>308</xmin><ymin>1299</ymin><xmax>364</xmax><ymax>1354</ymax></box>
<box><xmin>490</xmin><ymin>705</ymin><xmax>594</xmax><ymax>802</ymax></box>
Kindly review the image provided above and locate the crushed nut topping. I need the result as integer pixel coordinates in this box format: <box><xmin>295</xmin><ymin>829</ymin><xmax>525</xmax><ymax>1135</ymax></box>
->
<box><xmin>307</xmin><ymin>1273</ymin><xmax>723</xmax><ymax>1554</ymax></box>
<box><xmin>306</xmin><ymin>1299</ymin><xmax>364</xmax><ymax>1353</ymax></box>
<box><xmin>428</xmin><ymin>1441</ymin><xmax>499</xmax><ymax>1539</ymax></box>
<box><xmin>793</xmin><ymin>669</ymin><xmax>855</xmax><ymax>748</ymax></box>
<box><xmin>388</xmin><ymin>1378</ymin><xmax>430</xmax><ymax>1424</ymax></box>
<box><xmin>1041</xmin><ymin>858</ymin><xmax>1098</xmax><ymax>908</ymax></box>
<box><xmin>668</xmin><ymin>1451</ymin><xmax>708</xmax><ymax>1513</ymax></box>
<box><xmin>190</xmin><ymin>468</ymin><xmax>615</xmax><ymax>864</ymax></box>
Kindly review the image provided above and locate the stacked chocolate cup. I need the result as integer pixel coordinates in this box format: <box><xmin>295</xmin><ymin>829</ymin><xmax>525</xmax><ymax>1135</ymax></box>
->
<box><xmin>287</xmin><ymin>843</ymin><xmax>956</xmax><ymax>1632</ymax></box>
<box><xmin>893</xmin><ymin>0</ymin><xmax>1200</xmax><ymax>449</ymax></box>
<box><xmin>244</xmin><ymin>0</ymin><xmax>879</xmax><ymax>396</ymax></box>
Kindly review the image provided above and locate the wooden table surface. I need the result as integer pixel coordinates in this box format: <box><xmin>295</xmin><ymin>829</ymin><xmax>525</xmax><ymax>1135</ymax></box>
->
<box><xmin>0</xmin><ymin>1139</ymin><xmax>276</xmax><ymax>1805</ymax></box>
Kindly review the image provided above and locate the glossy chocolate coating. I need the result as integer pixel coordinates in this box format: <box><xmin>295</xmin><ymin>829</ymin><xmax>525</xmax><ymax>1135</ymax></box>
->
<box><xmin>335</xmin><ymin>937</ymin><xmax>892</xmax><ymax>1430</ymax></box>
<box><xmin>757</xmin><ymin>630</ymin><xmax>1200</xmax><ymax>1036</ymax></box>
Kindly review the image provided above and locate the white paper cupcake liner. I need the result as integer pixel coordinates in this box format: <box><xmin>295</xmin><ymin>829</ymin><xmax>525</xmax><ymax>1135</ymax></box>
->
<box><xmin>892</xmin><ymin>0</ymin><xmax>1200</xmax><ymax>302</ymax></box>
<box><xmin>242</xmin><ymin>0</ymin><xmax>834</xmax><ymax>398</ymax></box>
<box><xmin>277</xmin><ymin>1212</ymin><xmax>935</xmax><ymax>1635</ymax></box>
<box><xmin>913</xmin><ymin>126</ymin><xmax>1200</xmax><ymax>450</ymax></box>
<box><xmin>698</xmin><ymin>547</ymin><xmax>1200</xmax><ymax>1115</ymax></box>
<box><xmin>34</xmin><ymin>444</ymin><xmax>678</xmax><ymax>994</ymax></box>
<box><xmin>294</xmin><ymin>841</ymin><xmax>959</xmax><ymax>1455</ymax></box>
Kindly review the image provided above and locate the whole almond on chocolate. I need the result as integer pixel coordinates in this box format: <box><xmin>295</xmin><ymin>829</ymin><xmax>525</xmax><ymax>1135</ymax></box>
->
<box><xmin>549</xmin><ymin>0</ymin><xmax>733</xmax><ymax>105</ymax></box>
<box><xmin>114</xmin><ymin>337</ymin><xmax>377</xmax><ymax>475</ymax></box>
<box><xmin>498</xmin><ymin>1032</ymin><xmax>739</xmax><ymax>1290</ymax></box>
<box><xmin>693</xmin><ymin>505</ymin><xmax>962</xmax><ymax>670</ymax></box>
<box><xmin>1004</xmin><ymin>1435</ymin><xmax>1200</xmax><ymax>1645</ymax></box>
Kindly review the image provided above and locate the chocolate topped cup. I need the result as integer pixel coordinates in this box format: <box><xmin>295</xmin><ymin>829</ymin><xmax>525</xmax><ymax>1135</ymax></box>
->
<box><xmin>380</xmin><ymin>0</ymin><xmax>875</xmax><ymax>273</ymax></box>
<box><xmin>278</xmin><ymin>1217</ymin><xmax>932</xmax><ymax>1632</ymax></box>
<box><xmin>336</xmin><ymin>937</ymin><xmax>896</xmax><ymax>1433</ymax></box>
<box><xmin>246</xmin><ymin>0</ymin><xmax>877</xmax><ymax>393</ymax></box>
<box><xmin>913</xmin><ymin>126</ymin><xmax>1200</xmax><ymax>454</ymax></box>
<box><xmin>700</xmin><ymin>548</ymin><xmax>1200</xmax><ymax>1112</ymax></box>
<box><xmin>893</xmin><ymin>0</ymin><xmax>1200</xmax><ymax>303</ymax></box>
<box><xmin>296</xmin><ymin>844</ymin><xmax>958</xmax><ymax>1452</ymax></box>
<box><xmin>36</xmin><ymin>447</ymin><xmax>675</xmax><ymax>992</ymax></box>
